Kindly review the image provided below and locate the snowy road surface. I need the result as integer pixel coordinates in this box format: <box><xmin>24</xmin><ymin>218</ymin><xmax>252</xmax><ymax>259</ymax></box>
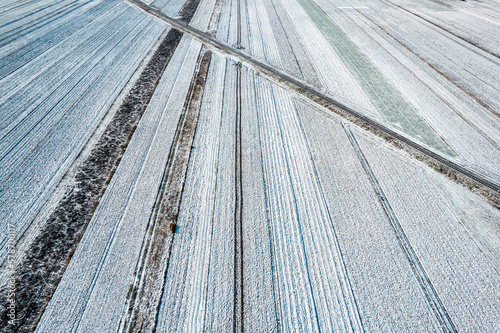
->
<box><xmin>1</xmin><ymin>0</ymin><xmax>499</xmax><ymax>332</ymax></box>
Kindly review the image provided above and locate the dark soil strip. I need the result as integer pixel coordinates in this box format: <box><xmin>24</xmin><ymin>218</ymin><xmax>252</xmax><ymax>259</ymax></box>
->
<box><xmin>0</xmin><ymin>1</ymin><xmax>201</xmax><ymax>331</ymax></box>
<box><xmin>122</xmin><ymin>48</ymin><xmax>212</xmax><ymax>333</ymax></box>
<box><xmin>344</xmin><ymin>124</ymin><xmax>457</xmax><ymax>333</ymax></box>
<box><xmin>127</xmin><ymin>0</ymin><xmax>500</xmax><ymax>207</ymax></box>
<box><xmin>177</xmin><ymin>0</ymin><xmax>200</xmax><ymax>24</ymax></box>
<box><xmin>233</xmin><ymin>63</ymin><xmax>244</xmax><ymax>333</ymax></box>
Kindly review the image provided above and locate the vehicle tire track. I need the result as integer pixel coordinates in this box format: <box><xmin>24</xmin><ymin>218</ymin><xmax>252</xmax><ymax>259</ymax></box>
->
<box><xmin>127</xmin><ymin>0</ymin><xmax>500</xmax><ymax>207</ymax></box>
<box><xmin>343</xmin><ymin>123</ymin><xmax>457</xmax><ymax>333</ymax></box>
<box><xmin>233</xmin><ymin>63</ymin><xmax>244</xmax><ymax>332</ymax></box>
<box><xmin>352</xmin><ymin>3</ymin><xmax>500</xmax><ymax>118</ymax></box>
<box><xmin>0</xmin><ymin>0</ymin><xmax>110</xmax><ymax>78</ymax></box>
<box><xmin>336</xmin><ymin>7</ymin><xmax>500</xmax><ymax>150</ymax></box>
<box><xmin>385</xmin><ymin>0</ymin><xmax>500</xmax><ymax>59</ymax></box>
<box><xmin>233</xmin><ymin>0</ymin><xmax>244</xmax><ymax>330</ymax></box>
<box><xmin>244</xmin><ymin>68</ymin><xmax>283</xmax><ymax>332</ymax></box>
<box><xmin>0</xmin><ymin>1</ymin><xmax>80</xmax><ymax>46</ymax></box>
<box><xmin>122</xmin><ymin>47</ymin><xmax>212</xmax><ymax>333</ymax></box>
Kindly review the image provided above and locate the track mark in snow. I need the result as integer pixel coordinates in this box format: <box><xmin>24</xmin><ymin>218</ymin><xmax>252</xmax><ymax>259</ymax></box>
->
<box><xmin>0</xmin><ymin>0</ymin><xmax>113</xmax><ymax>79</ymax></box>
<box><xmin>295</xmin><ymin>0</ymin><xmax>454</xmax><ymax>156</ymax></box>
<box><xmin>126</xmin><ymin>0</ymin><xmax>500</xmax><ymax>205</ymax></box>
<box><xmin>0</xmin><ymin>21</ymin><xmax>185</xmax><ymax>333</ymax></box>
<box><xmin>122</xmin><ymin>47</ymin><xmax>212</xmax><ymax>333</ymax></box>
<box><xmin>233</xmin><ymin>0</ymin><xmax>244</xmax><ymax>329</ymax></box>
<box><xmin>240</xmin><ymin>68</ymin><xmax>281</xmax><ymax>332</ymax></box>
<box><xmin>384</xmin><ymin>0</ymin><xmax>500</xmax><ymax>59</ymax></box>
<box><xmin>344</xmin><ymin>124</ymin><xmax>457</xmax><ymax>333</ymax></box>
<box><xmin>233</xmin><ymin>61</ymin><xmax>244</xmax><ymax>333</ymax></box>
<box><xmin>352</xmin><ymin>2</ymin><xmax>500</xmax><ymax>118</ymax></box>
<box><xmin>254</xmin><ymin>80</ymin><xmax>365</xmax><ymax>331</ymax></box>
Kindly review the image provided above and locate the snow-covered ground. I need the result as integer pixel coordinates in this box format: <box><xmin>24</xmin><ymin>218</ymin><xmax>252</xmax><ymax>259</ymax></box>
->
<box><xmin>0</xmin><ymin>0</ymin><xmax>166</xmax><ymax>268</ymax></box>
<box><xmin>208</xmin><ymin>0</ymin><xmax>500</xmax><ymax>177</ymax></box>
<box><xmin>1</xmin><ymin>0</ymin><xmax>499</xmax><ymax>331</ymax></box>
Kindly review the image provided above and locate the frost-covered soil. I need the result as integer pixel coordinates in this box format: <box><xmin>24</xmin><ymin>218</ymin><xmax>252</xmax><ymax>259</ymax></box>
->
<box><xmin>1</xmin><ymin>0</ymin><xmax>499</xmax><ymax>332</ymax></box>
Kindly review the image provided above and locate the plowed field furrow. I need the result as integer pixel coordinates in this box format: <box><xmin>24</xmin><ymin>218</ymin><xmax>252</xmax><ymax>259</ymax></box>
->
<box><xmin>35</xmin><ymin>35</ymin><xmax>202</xmax><ymax>332</ymax></box>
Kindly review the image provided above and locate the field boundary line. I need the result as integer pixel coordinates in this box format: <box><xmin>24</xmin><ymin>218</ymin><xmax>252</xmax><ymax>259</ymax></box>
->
<box><xmin>344</xmin><ymin>124</ymin><xmax>457</xmax><ymax>332</ymax></box>
<box><xmin>126</xmin><ymin>0</ymin><xmax>500</xmax><ymax>207</ymax></box>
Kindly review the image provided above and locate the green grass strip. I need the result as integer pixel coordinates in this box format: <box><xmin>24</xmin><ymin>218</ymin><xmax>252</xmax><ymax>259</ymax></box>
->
<box><xmin>296</xmin><ymin>0</ymin><xmax>454</xmax><ymax>155</ymax></box>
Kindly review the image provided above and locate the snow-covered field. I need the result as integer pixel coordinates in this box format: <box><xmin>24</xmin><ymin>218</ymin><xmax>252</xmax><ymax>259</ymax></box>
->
<box><xmin>1</xmin><ymin>0</ymin><xmax>499</xmax><ymax>331</ymax></box>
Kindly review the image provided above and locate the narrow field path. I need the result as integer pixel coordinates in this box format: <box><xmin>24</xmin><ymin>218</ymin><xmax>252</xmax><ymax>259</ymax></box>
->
<box><xmin>127</xmin><ymin>0</ymin><xmax>500</xmax><ymax>203</ymax></box>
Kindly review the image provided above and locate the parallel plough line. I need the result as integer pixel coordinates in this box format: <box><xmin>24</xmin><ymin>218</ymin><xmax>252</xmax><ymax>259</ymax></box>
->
<box><xmin>126</xmin><ymin>0</ymin><xmax>500</xmax><ymax>207</ymax></box>
<box><xmin>344</xmin><ymin>124</ymin><xmax>457</xmax><ymax>333</ymax></box>
<box><xmin>122</xmin><ymin>46</ymin><xmax>212</xmax><ymax>333</ymax></box>
<box><xmin>0</xmin><ymin>0</ymin><xmax>202</xmax><ymax>331</ymax></box>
